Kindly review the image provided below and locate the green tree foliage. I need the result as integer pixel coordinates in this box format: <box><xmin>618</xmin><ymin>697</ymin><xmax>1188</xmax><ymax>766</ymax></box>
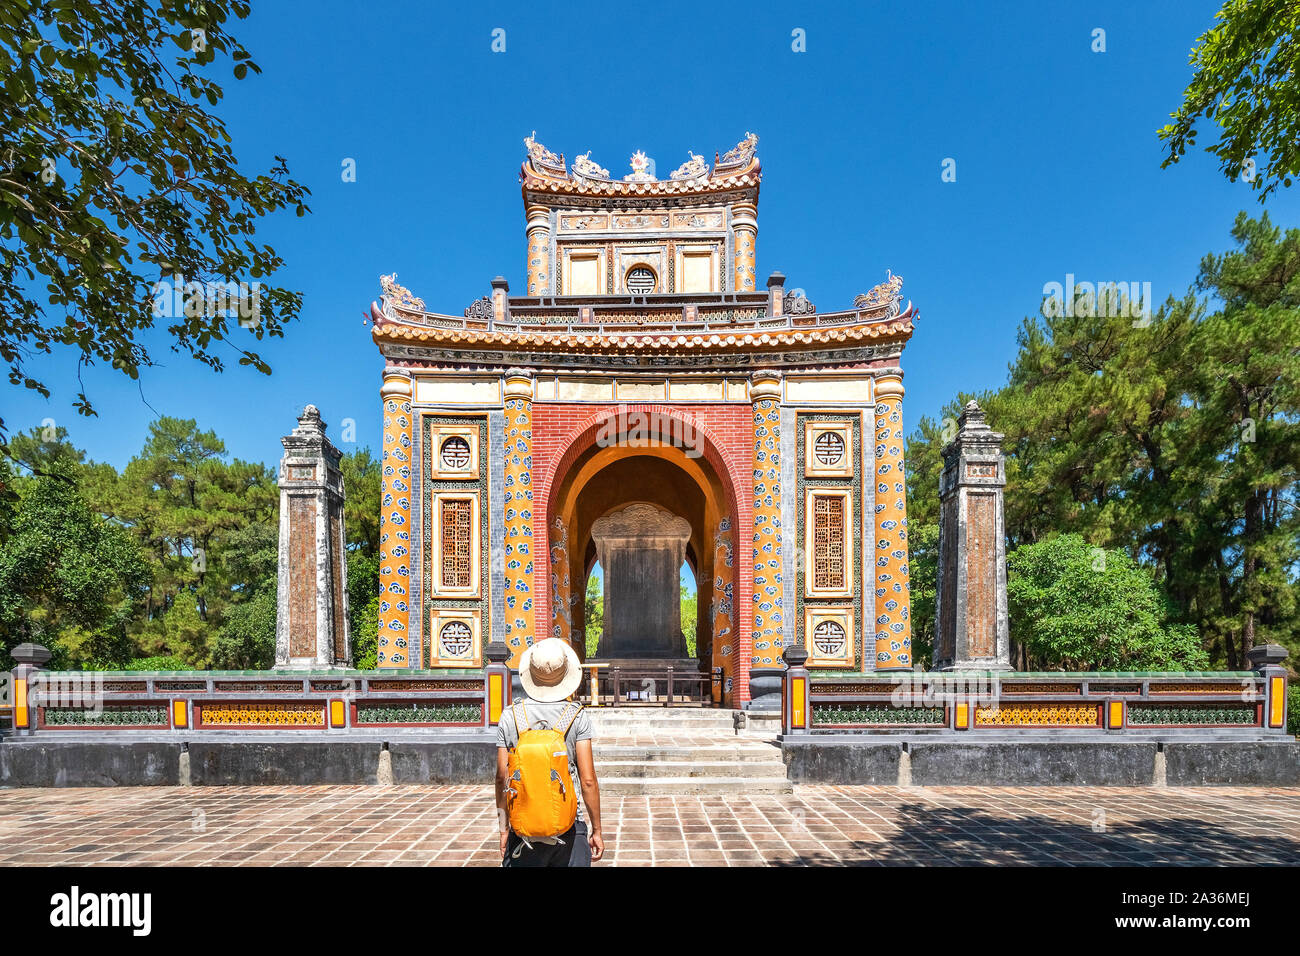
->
<box><xmin>906</xmin><ymin>213</ymin><xmax>1300</xmax><ymax>670</ymax></box>
<box><xmin>341</xmin><ymin>448</ymin><xmax>382</xmax><ymax>662</ymax></box>
<box><xmin>110</xmin><ymin>417</ymin><xmax>278</xmax><ymax>665</ymax></box>
<box><xmin>0</xmin><ymin>419</ymin><xmax>385</xmax><ymax>670</ymax></box>
<box><xmin>0</xmin><ymin>476</ymin><xmax>150</xmax><ymax>669</ymax></box>
<box><xmin>351</xmin><ymin>594</ymin><xmax>379</xmax><ymax>671</ymax></box>
<box><xmin>681</xmin><ymin>578</ymin><xmax>697</xmax><ymax>657</ymax></box>
<box><xmin>584</xmin><ymin>572</ymin><xmax>603</xmax><ymax>659</ymax></box>
<box><xmin>1006</xmin><ymin>535</ymin><xmax>1207</xmax><ymax>671</ymax></box>
<box><xmin>0</xmin><ymin>0</ymin><xmax>310</xmax><ymax>434</ymax></box>
<box><xmin>211</xmin><ymin>583</ymin><xmax>275</xmax><ymax>668</ymax></box>
<box><xmin>1161</xmin><ymin>0</ymin><xmax>1300</xmax><ymax>200</ymax></box>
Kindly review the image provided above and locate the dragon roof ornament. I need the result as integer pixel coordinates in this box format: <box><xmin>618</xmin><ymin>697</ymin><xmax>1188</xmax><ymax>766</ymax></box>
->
<box><xmin>855</xmin><ymin>271</ymin><xmax>905</xmax><ymax>311</ymax></box>
<box><xmin>669</xmin><ymin>151</ymin><xmax>709</xmax><ymax>183</ymax></box>
<box><xmin>715</xmin><ymin>132</ymin><xmax>758</xmax><ymax>171</ymax></box>
<box><xmin>571</xmin><ymin>150</ymin><xmax>610</xmax><ymax>181</ymax></box>
<box><xmin>379</xmin><ymin>273</ymin><xmax>425</xmax><ymax>318</ymax></box>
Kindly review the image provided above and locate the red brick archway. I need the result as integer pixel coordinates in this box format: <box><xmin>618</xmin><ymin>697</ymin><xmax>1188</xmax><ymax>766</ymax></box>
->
<box><xmin>530</xmin><ymin>404</ymin><xmax>754</xmax><ymax>704</ymax></box>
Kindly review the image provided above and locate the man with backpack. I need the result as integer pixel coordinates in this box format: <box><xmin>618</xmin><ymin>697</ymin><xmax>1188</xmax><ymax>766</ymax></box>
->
<box><xmin>495</xmin><ymin>638</ymin><xmax>604</xmax><ymax>866</ymax></box>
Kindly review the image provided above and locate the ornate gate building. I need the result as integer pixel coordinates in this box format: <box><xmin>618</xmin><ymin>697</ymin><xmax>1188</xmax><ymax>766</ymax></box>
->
<box><xmin>369</xmin><ymin>133</ymin><xmax>919</xmax><ymax>705</ymax></box>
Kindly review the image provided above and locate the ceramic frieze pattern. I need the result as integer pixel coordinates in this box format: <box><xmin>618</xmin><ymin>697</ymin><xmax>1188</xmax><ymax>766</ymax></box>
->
<box><xmin>872</xmin><ymin>394</ymin><xmax>912</xmax><ymax>668</ymax></box>
<box><xmin>711</xmin><ymin>518</ymin><xmax>736</xmax><ymax>699</ymax></box>
<box><xmin>751</xmin><ymin>399</ymin><xmax>783</xmax><ymax>667</ymax></box>
<box><xmin>378</xmin><ymin>397</ymin><xmax>414</xmax><ymax>666</ymax></box>
<box><xmin>549</xmin><ymin>516</ymin><xmax>572</xmax><ymax>648</ymax></box>
<box><xmin>503</xmin><ymin>397</ymin><xmax>535</xmax><ymax>666</ymax></box>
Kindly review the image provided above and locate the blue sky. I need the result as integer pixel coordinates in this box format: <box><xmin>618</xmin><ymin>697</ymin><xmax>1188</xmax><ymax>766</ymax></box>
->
<box><xmin>8</xmin><ymin>0</ymin><xmax>1299</xmax><ymax>469</ymax></box>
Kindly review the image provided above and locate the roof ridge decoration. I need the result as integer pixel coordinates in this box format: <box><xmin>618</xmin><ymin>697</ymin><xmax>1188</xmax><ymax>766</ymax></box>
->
<box><xmin>715</xmin><ymin>132</ymin><xmax>758</xmax><ymax>172</ymax></box>
<box><xmin>855</xmin><ymin>271</ymin><xmax>904</xmax><ymax>310</ymax></box>
<box><xmin>521</xmin><ymin>132</ymin><xmax>760</xmax><ymax>196</ymax></box>
<box><xmin>379</xmin><ymin>273</ymin><xmax>424</xmax><ymax>319</ymax></box>
<box><xmin>524</xmin><ymin>131</ymin><xmax>566</xmax><ymax>177</ymax></box>
<box><xmin>669</xmin><ymin>150</ymin><xmax>709</xmax><ymax>183</ymax></box>
<box><xmin>571</xmin><ymin>150</ymin><xmax>610</xmax><ymax>182</ymax></box>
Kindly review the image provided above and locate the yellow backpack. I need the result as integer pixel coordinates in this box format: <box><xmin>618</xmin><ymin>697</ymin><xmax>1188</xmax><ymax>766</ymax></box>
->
<box><xmin>505</xmin><ymin>700</ymin><xmax>581</xmax><ymax>839</ymax></box>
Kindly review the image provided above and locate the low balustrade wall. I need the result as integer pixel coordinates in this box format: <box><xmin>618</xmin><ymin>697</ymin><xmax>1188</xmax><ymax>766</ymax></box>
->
<box><xmin>7</xmin><ymin>664</ymin><xmax>515</xmax><ymax>736</ymax></box>
<box><xmin>781</xmin><ymin>663</ymin><xmax>1291</xmax><ymax>738</ymax></box>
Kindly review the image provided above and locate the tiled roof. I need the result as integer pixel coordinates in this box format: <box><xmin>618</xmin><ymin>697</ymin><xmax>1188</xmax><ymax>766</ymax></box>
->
<box><xmin>372</xmin><ymin>303</ymin><xmax>916</xmax><ymax>354</ymax></box>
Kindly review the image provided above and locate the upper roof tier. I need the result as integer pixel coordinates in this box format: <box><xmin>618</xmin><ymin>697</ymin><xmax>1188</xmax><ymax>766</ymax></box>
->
<box><xmin>521</xmin><ymin>131</ymin><xmax>761</xmax><ymax>199</ymax></box>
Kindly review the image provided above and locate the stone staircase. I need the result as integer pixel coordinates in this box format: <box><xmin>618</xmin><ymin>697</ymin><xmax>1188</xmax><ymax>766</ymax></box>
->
<box><xmin>587</xmin><ymin>707</ymin><xmax>791</xmax><ymax>794</ymax></box>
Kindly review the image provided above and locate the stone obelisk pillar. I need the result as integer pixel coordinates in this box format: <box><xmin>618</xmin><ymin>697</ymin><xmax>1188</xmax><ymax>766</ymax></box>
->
<box><xmin>933</xmin><ymin>401</ymin><xmax>1010</xmax><ymax>671</ymax></box>
<box><xmin>276</xmin><ymin>405</ymin><xmax>351</xmax><ymax>668</ymax></box>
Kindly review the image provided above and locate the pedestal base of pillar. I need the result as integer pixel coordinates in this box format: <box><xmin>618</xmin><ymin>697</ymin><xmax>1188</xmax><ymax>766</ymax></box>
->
<box><xmin>745</xmin><ymin>670</ymin><xmax>784</xmax><ymax>711</ymax></box>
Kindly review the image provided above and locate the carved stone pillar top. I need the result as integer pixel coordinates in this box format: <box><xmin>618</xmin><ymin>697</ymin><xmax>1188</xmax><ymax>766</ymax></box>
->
<box><xmin>503</xmin><ymin>371</ymin><xmax>534</xmax><ymax>400</ymax></box>
<box><xmin>591</xmin><ymin>502</ymin><xmax>691</xmax><ymax>564</ymax></box>
<box><xmin>940</xmin><ymin>400</ymin><xmax>1006</xmax><ymax>498</ymax></box>
<box><xmin>749</xmin><ymin>370</ymin><xmax>782</xmax><ymax>401</ymax></box>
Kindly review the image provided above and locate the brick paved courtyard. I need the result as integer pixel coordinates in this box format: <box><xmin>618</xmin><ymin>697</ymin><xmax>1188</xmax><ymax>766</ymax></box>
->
<box><xmin>1</xmin><ymin>785</ymin><xmax>1297</xmax><ymax>866</ymax></box>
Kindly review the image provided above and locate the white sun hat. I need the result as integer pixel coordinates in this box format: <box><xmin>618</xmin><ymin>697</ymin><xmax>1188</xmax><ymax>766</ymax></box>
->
<box><xmin>518</xmin><ymin>639</ymin><xmax>583</xmax><ymax>703</ymax></box>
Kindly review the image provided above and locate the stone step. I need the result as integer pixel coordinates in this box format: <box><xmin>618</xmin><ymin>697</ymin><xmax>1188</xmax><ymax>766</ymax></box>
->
<box><xmin>596</xmin><ymin>760</ymin><xmax>787</xmax><ymax>779</ymax></box>
<box><xmin>594</xmin><ymin>745</ymin><xmax>782</xmax><ymax>763</ymax></box>
<box><xmin>588</xmin><ymin>711</ymin><xmax>737</xmax><ymax>720</ymax></box>
<box><xmin>589</xmin><ymin>720</ymin><xmax>738</xmax><ymax>730</ymax></box>
<box><xmin>598</xmin><ymin>776</ymin><xmax>793</xmax><ymax>795</ymax></box>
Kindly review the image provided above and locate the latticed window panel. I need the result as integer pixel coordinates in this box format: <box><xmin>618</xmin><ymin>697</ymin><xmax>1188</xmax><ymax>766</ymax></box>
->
<box><xmin>812</xmin><ymin>495</ymin><xmax>846</xmax><ymax>591</ymax></box>
<box><xmin>440</xmin><ymin>498</ymin><xmax>474</xmax><ymax>589</ymax></box>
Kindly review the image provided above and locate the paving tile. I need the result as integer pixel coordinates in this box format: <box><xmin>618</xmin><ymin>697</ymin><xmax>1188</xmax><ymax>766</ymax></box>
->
<box><xmin>1</xmin><ymin>784</ymin><xmax>1297</xmax><ymax>866</ymax></box>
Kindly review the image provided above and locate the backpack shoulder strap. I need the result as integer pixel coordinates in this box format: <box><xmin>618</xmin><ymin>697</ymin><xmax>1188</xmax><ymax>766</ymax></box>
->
<box><xmin>513</xmin><ymin>701</ymin><xmax>532</xmax><ymax>734</ymax></box>
<box><xmin>556</xmin><ymin>701</ymin><xmax>584</xmax><ymax>737</ymax></box>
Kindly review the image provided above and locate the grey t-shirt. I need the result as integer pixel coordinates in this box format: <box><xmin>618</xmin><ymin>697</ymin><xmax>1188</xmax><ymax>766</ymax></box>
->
<box><xmin>495</xmin><ymin>696</ymin><xmax>594</xmax><ymax>823</ymax></box>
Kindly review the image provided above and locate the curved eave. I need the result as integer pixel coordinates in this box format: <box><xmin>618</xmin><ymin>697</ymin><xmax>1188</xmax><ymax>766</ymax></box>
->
<box><xmin>519</xmin><ymin>159</ymin><xmax>761</xmax><ymax>200</ymax></box>
<box><xmin>371</xmin><ymin>302</ymin><xmax>917</xmax><ymax>355</ymax></box>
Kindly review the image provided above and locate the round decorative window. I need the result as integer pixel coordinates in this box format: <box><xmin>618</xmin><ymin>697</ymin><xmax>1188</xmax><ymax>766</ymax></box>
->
<box><xmin>439</xmin><ymin>620</ymin><xmax>473</xmax><ymax>657</ymax></box>
<box><xmin>440</xmin><ymin>436</ymin><xmax>471</xmax><ymax>470</ymax></box>
<box><xmin>812</xmin><ymin>620</ymin><xmax>846</xmax><ymax>657</ymax></box>
<box><xmin>625</xmin><ymin>266</ymin><xmax>656</xmax><ymax>294</ymax></box>
<box><xmin>814</xmin><ymin>431</ymin><xmax>845</xmax><ymax>466</ymax></box>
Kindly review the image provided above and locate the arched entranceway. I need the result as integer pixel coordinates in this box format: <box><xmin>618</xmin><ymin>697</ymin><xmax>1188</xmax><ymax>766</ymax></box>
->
<box><xmin>543</xmin><ymin>409</ymin><xmax>744</xmax><ymax>704</ymax></box>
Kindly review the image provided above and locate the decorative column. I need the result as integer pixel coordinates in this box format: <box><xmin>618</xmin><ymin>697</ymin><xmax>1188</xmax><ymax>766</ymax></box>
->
<box><xmin>766</xmin><ymin>271</ymin><xmax>785</xmax><ymax>317</ymax></box>
<box><xmin>378</xmin><ymin>371</ymin><xmax>414</xmax><ymax>667</ymax></box>
<box><xmin>9</xmin><ymin>642</ymin><xmax>51</xmax><ymax>736</ymax></box>
<box><xmin>526</xmin><ymin>204</ymin><xmax>551</xmax><ymax>294</ymax></box>
<box><xmin>1248</xmin><ymin>645</ymin><xmax>1291</xmax><ymax>732</ymax></box>
<box><xmin>276</xmin><ymin>405</ymin><xmax>350</xmax><ymax>667</ymax></box>
<box><xmin>872</xmin><ymin>373</ymin><xmax>913</xmax><ymax>670</ymax></box>
<box><xmin>933</xmin><ymin>400</ymin><xmax>1010</xmax><ymax>671</ymax></box>
<box><xmin>491</xmin><ymin>276</ymin><xmax>510</xmax><ymax>326</ymax></box>
<box><xmin>732</xmin><ymin>201</ymin><xmax>758</xmax><ymax>292</ymax></box>
<box><xmin>503</xmin><ymin>372</ymin><xmax>536</xmax><ymax>666</ymax></box>
<box><xmin>748</xmin><ymin>371</ymin><xmax>783</xmax><ymax>707</ymax></box>
<box><xmin>781</xmin><ymin>644</ymin><xmax>811</xmax><ymax>735</ymax></box>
